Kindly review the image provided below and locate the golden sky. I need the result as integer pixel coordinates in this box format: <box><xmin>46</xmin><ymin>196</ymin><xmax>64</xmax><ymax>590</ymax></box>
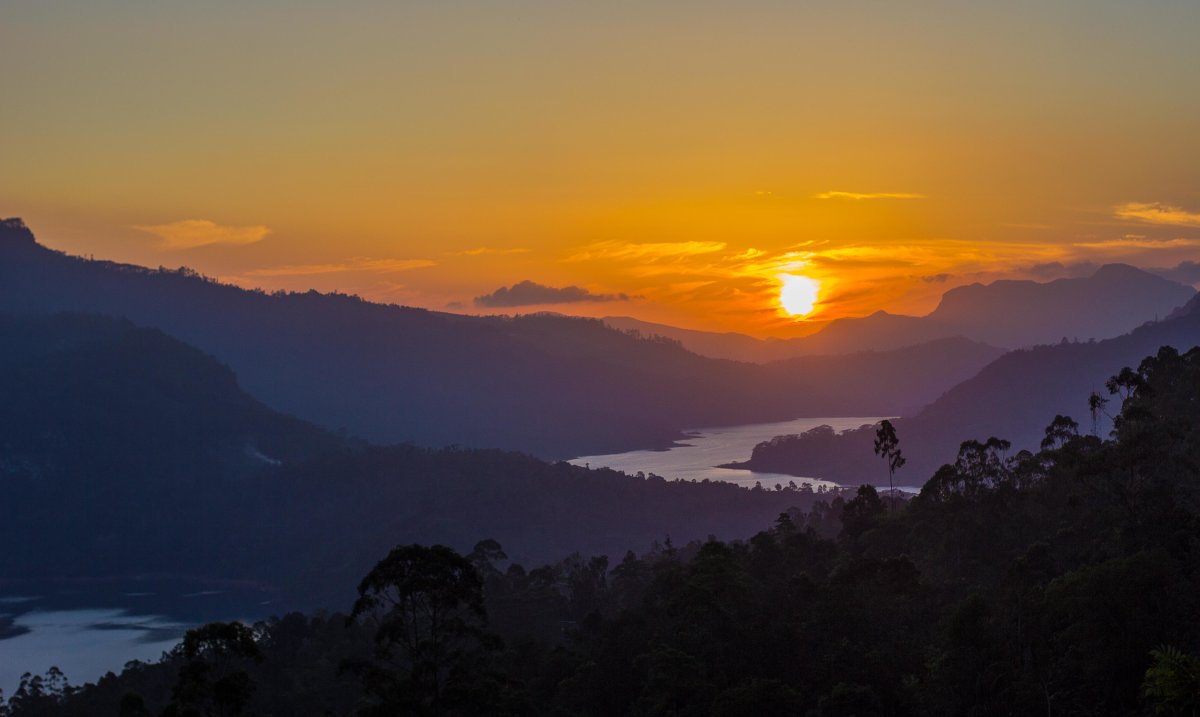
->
<box><xmin>3</xmin><ymin>1</ymin><xmax>1199</xmax><ymax>336</ymax></box>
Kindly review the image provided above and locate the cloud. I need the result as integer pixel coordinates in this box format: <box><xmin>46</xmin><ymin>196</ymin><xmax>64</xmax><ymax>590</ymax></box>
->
<box><xmin>1114</xmin><ymin>202</ymin><xmax>1200</xmax><ymax>227</ymax></box>
<box><xmin>245</xmin><ymin>257</ymin><xmax>435</xmax><ymax>277</ymax></box>
<box><xmin>1073</xmin><ymin>237</ymin><xmax>1200</xmax><ymax>251</ymax></box>
<box><xmin>456</xmin><ymin>247</ymin><xmax>531</xmax><ymax>256</ymax></box>
<box><xmin>922</xmin><ymin>273</ymin><xmax>953</xmax><ymax>283</ymax></box>
<box><xmin>474</xmin><ymin>280</ymin><xmax>632</xmax><ymax>308</ymax></box>
<box><xmin>565</xmin><ymin>240</ymin><xmax>727</xmax><ymax>263</ymax></box>
<box><xmin>812</xmin><ymin>191</ymin><xmax>925</xmax><ymax>200</ymax></box>
<box><xmin>133</xmin><ymin>219</ymin><xmax>271</xmax><ymax>249</ymax></box>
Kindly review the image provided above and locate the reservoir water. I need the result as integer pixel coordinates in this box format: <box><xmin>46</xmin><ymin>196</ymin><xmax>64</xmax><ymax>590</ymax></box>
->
<box><xmin>0</xmin><ymin>580</ymin><xmax>274</xmax><ymax>698</ymax></box>
<box><xmin>570</xmin><ymin>415</ymin><xmax>882</xmax><ymax>489</ymax></box>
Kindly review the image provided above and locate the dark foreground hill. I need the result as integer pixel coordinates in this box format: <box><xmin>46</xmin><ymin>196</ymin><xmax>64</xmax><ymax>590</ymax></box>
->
<box><xmin>728</xmin><ymin>295</ymin><xmax>1200</xmax><ymax>484</ymax></box>
<box><xmin>0</xmin><ymin>219</ymin><xmax>998</xmax><ymax>458</ymax></box>
<box><xmin>0</xmin><ymin>313</ymin><xmax>839</xmax><ymax>609</ymax></box>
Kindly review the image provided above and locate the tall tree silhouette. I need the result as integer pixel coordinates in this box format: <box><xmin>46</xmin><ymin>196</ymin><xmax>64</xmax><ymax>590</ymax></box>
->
<box><xmin>873</xmin><ymin>419</ymin><xmax>906</xmax><ymax>507</ymax></box>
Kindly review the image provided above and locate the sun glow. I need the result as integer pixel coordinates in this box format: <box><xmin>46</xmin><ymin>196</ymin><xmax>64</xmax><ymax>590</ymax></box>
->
<box><xmin>780</xmin><ymin>274</ymin><xmax>820</xmax><ymax>316</ymax></box>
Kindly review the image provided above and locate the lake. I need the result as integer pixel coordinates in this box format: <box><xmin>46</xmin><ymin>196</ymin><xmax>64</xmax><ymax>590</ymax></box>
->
<box><xmin>570</xmin><ymin>415</ymin><xmax>883</xmax><ymax>489</ymax></box>
<box><xmin>0</xmin><ymin>579</ymin><xmax>276</xmax><ymax>697</ymax></box>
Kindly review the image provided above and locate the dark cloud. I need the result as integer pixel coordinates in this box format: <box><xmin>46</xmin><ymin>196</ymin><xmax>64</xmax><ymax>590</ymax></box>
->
<box><xmin>922</xmin><ymin>273</ymin><xmax>952</xmax><ymax>283</ymax></box>
<box><xmin>474</xmin><ymin>280</ymin><xmax>631</xmax><ymax>308</ymax></box>
<box><xmin>444</xmin><ymin>300</ymin><xmax>465</xmax><ymax>310</ymax></box>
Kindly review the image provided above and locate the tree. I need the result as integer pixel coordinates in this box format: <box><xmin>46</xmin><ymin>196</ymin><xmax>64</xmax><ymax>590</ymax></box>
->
<box><xmin>1040</xmin><ymin>414</ymin><xmax>1080</xmax><ymax>451</ymax></box>
<box><xmin>873</xmin><ymin>420</ymin><xmax>906</xmax><ymax>508</ymax></box>
<box><xmin>841</xmin><ymin>484</ymin><xmax>886</xmax><ymax>543</ymax></box>
<box><xmin>1088</xmin><ymin>391</ymin><xmax>1109</xmax><ymax>436</ymax></box>
<box><xmin>347</xmin><ymin>544</ymin><xmax>503</xmax><ymax>716</ymax></box>
<box><xmin>1143</xmin><ymin>645</ymin><xmax>1200</xmax><ymax>715</ymax></box>
<box><xmin>163</xmin><ymin>622</ymin><xmax>262</xmax><ymax>717</ymax></box>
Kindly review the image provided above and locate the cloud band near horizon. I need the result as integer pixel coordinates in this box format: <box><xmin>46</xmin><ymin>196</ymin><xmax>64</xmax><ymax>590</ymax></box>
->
<box><xmin>475</xmin><ymin>280</ymin><xmax>632</xmax><ymax>308</ymax></box>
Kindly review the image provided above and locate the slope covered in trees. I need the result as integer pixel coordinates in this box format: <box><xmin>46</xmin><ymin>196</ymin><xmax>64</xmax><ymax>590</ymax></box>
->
<box><xmin>11</xmin><ymin>345</ymin><xmax>1200</xmax><ymax>716</ymax></box>
<box><xmin>729</xmin><ymin>295</ymin><xmax>1200</xmax><ymax>484</ymax></box>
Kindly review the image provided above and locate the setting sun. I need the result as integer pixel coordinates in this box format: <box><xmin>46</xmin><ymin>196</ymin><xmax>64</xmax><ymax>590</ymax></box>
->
<box><xmin>780</xmin><ymin>274</ymin><xmax>821</xmax><ymax>316</ymax></box>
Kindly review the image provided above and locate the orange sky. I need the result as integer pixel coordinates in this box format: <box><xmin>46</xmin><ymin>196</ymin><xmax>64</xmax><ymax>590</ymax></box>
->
<box><xmin>3</xmin><ymin>2</ymin><xmax>1199</xmax><ymax>336</ymax></box>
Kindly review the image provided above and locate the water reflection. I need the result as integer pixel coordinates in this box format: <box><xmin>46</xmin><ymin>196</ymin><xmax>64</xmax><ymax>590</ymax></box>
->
<box><xmin>570</xmin><ymin>416</ymin><xmax>882</xmax><ymax>489</ymax></box>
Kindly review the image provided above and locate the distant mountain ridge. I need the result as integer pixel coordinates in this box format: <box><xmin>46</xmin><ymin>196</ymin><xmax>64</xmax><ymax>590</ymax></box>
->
<box><xmin>608</xmin><ymin>265</ymin><xmax>1194</xmax><ymax>362</ymax></box>
<box><xmin>0</xmin><ymin>219</ymin><xmax>1006</xmax><ymax>458</ymax></box>
<box><xmin>927</xmin><ymin>263</ymin><xmax>1192</xmax><ymax>346</ymax></box>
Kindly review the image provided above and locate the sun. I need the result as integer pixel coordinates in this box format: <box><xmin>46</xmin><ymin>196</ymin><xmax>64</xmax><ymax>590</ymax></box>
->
<box><xmin>780</xmin><ymin>274</ymin><xmax>820</xmax><ymax>316</ymax></box>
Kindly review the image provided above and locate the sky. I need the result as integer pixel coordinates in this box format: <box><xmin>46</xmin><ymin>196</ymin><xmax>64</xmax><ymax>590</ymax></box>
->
<box><xmin>3</xmin><ymin>1</ymin><xmax>1199</xmax><ymax>336</ymax></box>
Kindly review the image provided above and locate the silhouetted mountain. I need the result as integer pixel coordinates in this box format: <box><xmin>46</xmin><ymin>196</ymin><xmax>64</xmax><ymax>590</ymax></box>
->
<box><xmin>0</xmin><ymin>220</ymin><xmax>998</xmax><ymax>458</ymax></box>
<box><xmin>604</xmin><ymin>315</ymin><xmax>797</xmax><ymax>362</ymax></box>
<box><xmin>0</xmin><ymin>312</ymin><xmax>841</xmax><ymax>607</ymax></box>
<box><xmin>0</xmin><ymin>222</ymin><xmax>786</xmax><ymax>457</ymax></box>
<box><xmin>790</xmin><ymin>310</ymin><xmax>958</xmax><ymax>354</ymax></box>
<box><xmin>729</xmin><ymin>301</ymin><xmax>1200</xmax><ymax>484</ymax></box>
<box><xmin>927</xmin><ymin>263</ymin><xmax>1195</xmax><ymax>346</ymax></box>
<box><xmin>612</xmin><ymin>266</ymin><xmax>1194</xmax><ymax>361</ymax></box>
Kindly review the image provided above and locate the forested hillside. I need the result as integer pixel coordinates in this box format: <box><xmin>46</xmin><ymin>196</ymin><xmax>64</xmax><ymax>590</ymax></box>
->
<box><xmin>9</xmin><ymin>345</ymin><xmax>1199</xmax><ymax>716</ymax></box>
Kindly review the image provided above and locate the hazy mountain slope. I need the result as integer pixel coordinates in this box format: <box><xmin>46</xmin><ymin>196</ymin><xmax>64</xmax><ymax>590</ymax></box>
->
<box><xmin>0</xmin><ymin>220</ymin><xmax>1002</xmax><ymax>458</ymax></box>
<box><xmin>0</xmin><ymin>312</ymin><xmax>835</xmax><ymax>609</ymax></box>
<box><xmin>789</xmin><ymin>310</ymin><xmax>958</xmax><ymax>354</ymax></box>
<box><xmin>606</xmin><ymin>312</ymin><xmax>960</xmax><ymax>361</ymax></box>
<box><xmin>729</xmin><ymin>302</ymin><xmax>1200</xmax><ymax>485</ymax></box>
<box><xmin>612</xmin><ymin>266</ymin><xmax>1194</xmax><ymax>361</ymax></box>
<box><xmin>0</xmin><ymin>313</ymin><xmax>346</xmax><ymax>579</ymax></box>
<box><xmin>764</xmin><ymin>336</ymin><xmax>1006</xmax><ymax>416</ymax></box>
<box><xmin>0</xmin><ymin>221</ymin><xmax>804</xmax><ymax>457</ymax></box>
<box><xmin>603</xmin><ymin>315</ymin><xmax>812</xmax><ymax>362</ymax></box>
<box><xmin>928</xmin><ymin>263</ymin><xmax>1195</xmax><ymax>346</ymax></box>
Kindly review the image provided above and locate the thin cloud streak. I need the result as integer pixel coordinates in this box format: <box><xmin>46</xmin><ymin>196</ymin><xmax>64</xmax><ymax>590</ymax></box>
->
<box><xmin>1114</xmin><ymin>202</ymin><xmax>1200</xmax><ymax>227</ymax></box>
<box><xmin>564</xmin><ymin>240</ymin><xmax>727</xmax><ymax>263</ymax></box>
<box><xmin>245</xmin><ymin>257</ymin><xmax>436</xmax><ymax>277</ymax></box>
<box><xmin>1073</xmin><ymin>237</ymin><xmax>1200</xmax><ymax>251</ymax></box>
<box><xmin>133</xmin><ymin>219</ymin><xmax>270</xmax><ymax>249</ymax></box>
<box><xmin>812</xmin><ymin>191</ymin><xmax>926</xmax><ymax>200</ymax></box>
<box><xmin>456</xmin><ymin>247</ymin><xmax>531</xmax><ymax>256</ymax></box>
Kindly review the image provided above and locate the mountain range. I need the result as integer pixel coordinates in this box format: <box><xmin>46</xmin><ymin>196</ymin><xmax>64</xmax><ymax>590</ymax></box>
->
<box><xmin>0</xmin><ymin>312</ymin><xmax>837</xmax><ymax>608</ymax></box>
<box><xmin>606</xmin><ymin>264</ymin><xmax>1195</xmax><ymax>362</ymax></box>
<box><xmin>0</xmin><ymin>219</ymin><xmax>1001</xmax><ymax>458</ymax></box>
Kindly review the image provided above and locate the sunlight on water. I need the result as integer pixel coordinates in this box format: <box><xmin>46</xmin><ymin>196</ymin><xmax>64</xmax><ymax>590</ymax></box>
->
<box><xmin>570</xmin><ymin>416</ymin><xmax>883</xmax><ymax>489</ymax></box>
